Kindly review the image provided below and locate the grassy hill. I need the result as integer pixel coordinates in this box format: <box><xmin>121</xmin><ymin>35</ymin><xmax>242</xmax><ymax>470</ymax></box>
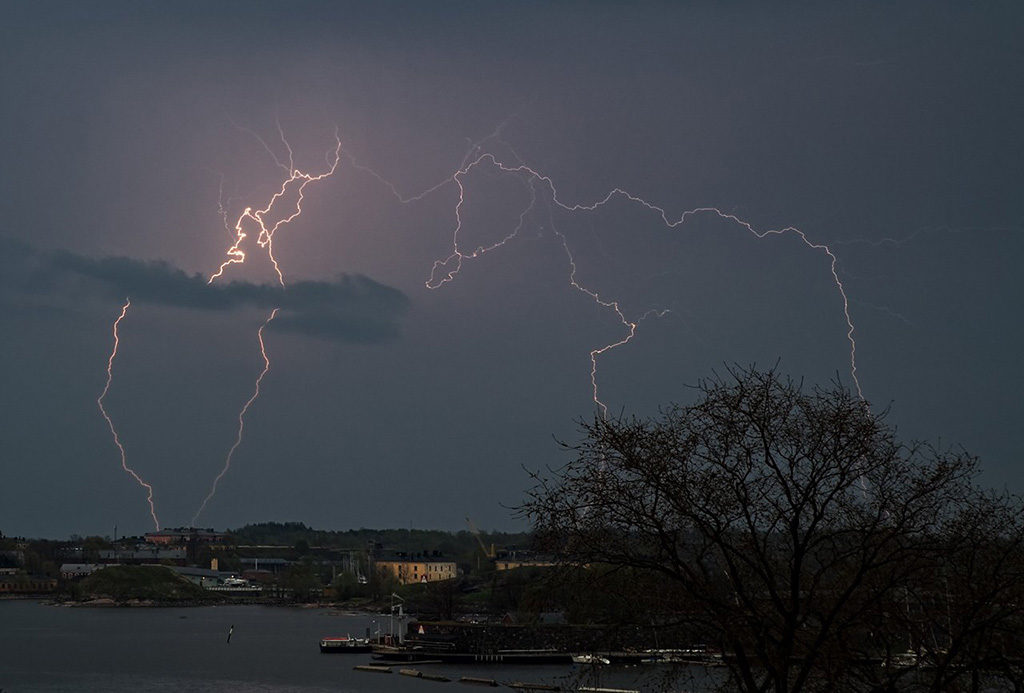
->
<box><xmin>80</xmin><ymin>565</ymin><xmax>213</xmax><ymax>602</ymax></box>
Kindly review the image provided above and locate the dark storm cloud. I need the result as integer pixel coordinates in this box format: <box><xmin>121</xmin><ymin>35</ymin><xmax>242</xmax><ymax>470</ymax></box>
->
<box><xmin>0</xmin><ymin>237</ymin><xmax>408</xmax><ymax>343</ymax></box>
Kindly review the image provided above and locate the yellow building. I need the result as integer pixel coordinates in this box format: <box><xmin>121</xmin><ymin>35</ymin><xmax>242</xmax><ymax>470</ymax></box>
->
<box><xmin>375</xmin><ymin>554</ymin><xmax>457</xmax><ymax>585</ymax></box>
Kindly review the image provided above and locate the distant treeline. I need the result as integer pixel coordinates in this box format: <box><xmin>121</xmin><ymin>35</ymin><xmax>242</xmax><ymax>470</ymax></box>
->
<box><xmin>227</xmin><ymin>521</ymin><xmax>532</xmax><ymax>555</ymax></box>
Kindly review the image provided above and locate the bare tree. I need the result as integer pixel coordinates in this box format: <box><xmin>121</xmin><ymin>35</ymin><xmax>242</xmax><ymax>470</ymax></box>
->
<box><xmin>912</xmin><ymin>490</ymin><xmax>1024</xmax><ymax>693</ymax></box>
<box><xmin>523</xmin><ymin>366</ymin><xmax>1021</xmax><ymax>692</ymax></box>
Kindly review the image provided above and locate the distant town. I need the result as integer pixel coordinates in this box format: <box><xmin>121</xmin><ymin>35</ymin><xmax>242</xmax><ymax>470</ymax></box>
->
<box><xmin>0</xmin><ymin>521</ymin><xmax>715</xmax><ymax>675</ymax></box>
<box><xmin>0</xmin><ymin>522</ymin><xmax>554</xmax><ymax>616</ymax></box>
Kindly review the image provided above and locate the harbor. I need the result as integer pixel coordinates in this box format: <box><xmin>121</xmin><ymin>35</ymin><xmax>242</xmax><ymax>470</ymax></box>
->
<box><xmin>0</xmin><ymin>600</ymin><xmax>723</xmax><ymax>692</ymax></box>
<box><xmin>320</xmin><ymin>616</ymin><xmax>725</xmax><ymax>692</ymax></box>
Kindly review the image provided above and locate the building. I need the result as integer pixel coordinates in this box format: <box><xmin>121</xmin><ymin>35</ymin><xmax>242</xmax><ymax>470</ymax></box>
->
<box><xmin>170</xmin><ymin>566</ymin><xmax>230</xmax><ymax>587</ymax></box>
<box><xmin>0</xmin><ymin>576</ymin><xmax>58</xmax><ymax>594</ymax></box>
<box><xmin>239</xmin><ymin>557</ymin><xmax>290</xmax><ymax>575</ymax></box>
<box><xmin>375</xmin><ymin>551</ymin><xmax>457</xmax><ymax>585</ymax></box>
<box><xmin>60</xmin><ymin>563</ymin><xmax>103</xmax><ymax>580</ymax></box>
<box><xmin>98</xmin><ymin>547</ymin><xmax>186</xmax><ymax>564</ymax></box>
<box><xmin>144</xmin><ymin>527</ymin><xmax>225</xmax><ymax>546</ymax></box>
<box><xmin>493</xmin><ymin>549</ymin><xmax>556</xmax><ymax>571</ymax></box>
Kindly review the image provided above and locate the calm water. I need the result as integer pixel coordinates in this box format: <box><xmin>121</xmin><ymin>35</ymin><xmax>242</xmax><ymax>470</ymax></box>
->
<box><xmin>0</xmin><ymin>600</ymin><xmax>714</xmax><ymax>692</ymax></box>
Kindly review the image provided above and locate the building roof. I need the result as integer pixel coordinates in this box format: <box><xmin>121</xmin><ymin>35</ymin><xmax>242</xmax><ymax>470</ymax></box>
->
<box><xmin>60</xmin><ymin>563</ymin><xmax>102</xmax><ymax>573</ymax></box>
<box><xmin>375</xmin><ymin>551</ymin><xmax>456</xmax><ymax>564</ymax></box>
<box><xmin>170</xmin><ymin>566</ymin><xmax>228</xmax><ymax>578</ymax></box>
<box><xmin>98</xmin><ymin>548</ymin><xmax>186</xmax><ymax>560</ymax></box>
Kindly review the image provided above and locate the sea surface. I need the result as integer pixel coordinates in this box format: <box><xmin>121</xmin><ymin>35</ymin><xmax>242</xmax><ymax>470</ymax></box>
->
<box><xmin>0</xmin><ymin>600</ymin><xmax>717</xmax><ymax>692</ymax></box>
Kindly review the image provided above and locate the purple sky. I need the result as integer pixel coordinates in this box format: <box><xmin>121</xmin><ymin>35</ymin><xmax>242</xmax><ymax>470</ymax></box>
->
<box><xmin>1</xmin><ymin>2</ymin><xmax>1021</xmax><ymax>537</ymax></box>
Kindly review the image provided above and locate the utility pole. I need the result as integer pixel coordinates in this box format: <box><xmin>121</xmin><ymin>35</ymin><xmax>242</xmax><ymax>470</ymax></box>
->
<box><xmin>390</xmin><ymin>592</ymin><xmax>405</xmax><ymax>644</ymax></box>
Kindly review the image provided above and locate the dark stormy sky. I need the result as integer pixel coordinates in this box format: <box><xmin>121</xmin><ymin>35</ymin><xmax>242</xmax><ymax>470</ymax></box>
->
<box><xmin>1</xmin><ymin>2</ymin><xmax>1021</xmax><ymax>538</ymax></box>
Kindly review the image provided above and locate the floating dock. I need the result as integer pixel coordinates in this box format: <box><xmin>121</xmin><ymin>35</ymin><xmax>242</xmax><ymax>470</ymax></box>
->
<box><xmin>458</xmin><ymin>676</ymin><xmax>499</xmax><ymax>686</ymax></box>
<box><xmin>399</xmin><ymin>668</ymin><xmax>452</xmax><ymax>682</ymax></box>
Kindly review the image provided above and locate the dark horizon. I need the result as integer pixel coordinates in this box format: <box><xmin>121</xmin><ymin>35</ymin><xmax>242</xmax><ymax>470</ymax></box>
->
<box><xmin>4</xmin><ymin>522</ymin><xmax>526</xmax><ymax>543</ymax></box>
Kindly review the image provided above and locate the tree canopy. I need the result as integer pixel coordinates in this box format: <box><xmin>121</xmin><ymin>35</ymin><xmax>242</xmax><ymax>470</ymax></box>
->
<box><xmin>523</xmin><ymin>366</ymin><xmax>1024</xmax><ymax>692</ymax></box>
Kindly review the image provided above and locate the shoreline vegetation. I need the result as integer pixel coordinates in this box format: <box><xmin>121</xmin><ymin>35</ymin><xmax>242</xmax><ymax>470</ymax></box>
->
<box><xmin>3</xmin><ymin>522</ymin><xmax>537</xmax><ymax>614</ymax></box>
<box><xmin>30</xmin><ymin>563</ymin><xmax>411</xmax><ymax>609</ymax></box>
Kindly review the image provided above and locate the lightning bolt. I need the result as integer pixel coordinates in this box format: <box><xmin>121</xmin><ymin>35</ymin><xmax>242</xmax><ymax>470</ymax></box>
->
<box><xmin>90</xmin><ymin>125</ymin><xmax>340</xmax><ymax>527</ymax></box>
<box><xmin>192</xmin><ymin>308</ymin><xmax>278</xmax><ymax>525</ymax></box>
<box><xmin>209</xmin><ymin>126</ymin><xmax>342</xmax><ymax>286</ymax></box>
<box><xmin>95</xmin><ymin>119</ymin><xmax>868</xmax><ymax>526</ymax></box>
<box><xmin>96</xmin><ymin>298</ymin><xmax>160</xmax><ymax>530</ymax></box>
<box><xmin>462</xmin><ymin>154</ymin><xmax>856</xmax><ymax>403</ymax></box>
<box><xmin>349</xmin><ymin>146</ymin><xmax>864</xmax><ymax>412</ymax></box>
<box><xmin>196</xmin><ymin>126</ymin><xmax>341</xmax><ymax>519</ymax></box>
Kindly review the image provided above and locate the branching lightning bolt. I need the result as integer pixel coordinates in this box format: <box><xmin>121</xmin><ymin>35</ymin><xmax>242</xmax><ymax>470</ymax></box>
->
<box><xmin>555</xmin><ymin>223</ymin><xmax>672</xmax><ymax>418</ymax></box>
<box><xmin>348</xmin><ymin>145</ymin><xmax>864</xmax><ymax>414</ymax></box>
<box><xmin>192</xmin><ymin>308</ymin><xmax>278</xmax><ymax>525</ymax></box>
<box><xmin>97</xmin><ymin>298</ymin><xmax>160</xmax><ymax>530</ymax></box>
<box><xmin>210</xmin><ymin>126</ymin><xmax>342</xmax><ymax>287</ymax></box>
<box><xmin>195</xmin><ymin>126</ymin><xmax>341</xmax><ymax>520</ymax></box>
<box><xmin>92</xmin><ymin>126</ymin><xmax>341</xmax><ymax>527</ymax></box>
<box><xmin>94</xmin><ymin>118</ymin><xmax>869</xmax><ymax>526</ymax></box>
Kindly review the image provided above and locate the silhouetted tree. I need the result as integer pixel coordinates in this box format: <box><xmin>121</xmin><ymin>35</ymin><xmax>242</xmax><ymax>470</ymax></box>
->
<box><xmin>523</xmin><ymin>366</ymin><xmax>1024</xmax><ymax>692</ymax></box>
<box><xmin>415</xmin><ymin>576</ymin><xmax>463</xmax><ymax>621</ymax></box>
<box><xmin>283</xmin><ymin>561</ymin><xmax>320</xmax><ymax>602</ymax></box>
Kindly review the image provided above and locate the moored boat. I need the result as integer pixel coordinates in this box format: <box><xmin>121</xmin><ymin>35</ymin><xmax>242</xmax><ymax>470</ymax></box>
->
<box><xmin>320</xmin><ymin>635</ymin><xmax>373</xmax><ymax>653</ymax></box>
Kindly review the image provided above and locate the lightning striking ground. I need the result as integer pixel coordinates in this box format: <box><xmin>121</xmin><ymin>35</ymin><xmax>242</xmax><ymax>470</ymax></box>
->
<box><xmin>192</xmin><ymin>308</ymin><xmax>278</xmax><ymax>525</ymax></box>
<box><xmin>97</xmin><ymin>120</ymin><xmax>867</xmax><ymax>527</ymax></box>
<box><xmin>194</xmin><ymin>127</ymin><xmax>342</xmax><ymax>520</ymax></box>
<box><xmin>90</xmin><ymin>126</ymin><xmax>342</xmax><ymax>529</ymax></box>
<box><xmin>97</xmin><ymin>298</ymin><xmax>160</xmax><ymax>530</ymax></box>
